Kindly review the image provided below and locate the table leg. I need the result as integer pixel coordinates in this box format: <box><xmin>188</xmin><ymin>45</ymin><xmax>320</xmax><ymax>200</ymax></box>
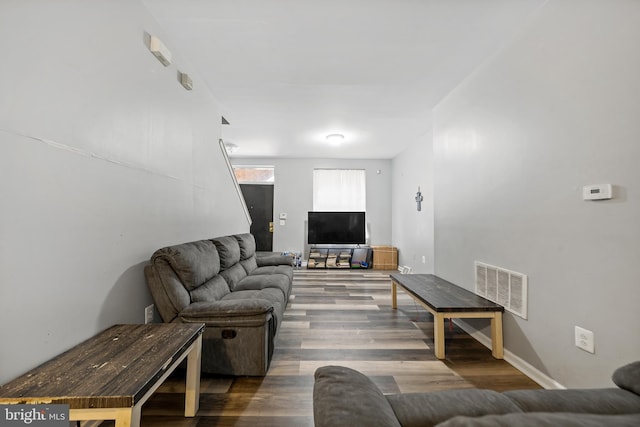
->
<box><xmin>129</xmin><ymin>405</ymin><xmax>142</xmax><ymax>427</ymax></box>
<box><xmin>433</xmin><ymin>313</ymin><xmax>446</xmax><ymax>359</ymax></box>
<box><xmin>391</xmin><ymin>281</ymin><xmax>398</xmax><ymax>309</ymax></box>
<box><xmin>490</xmin><ymin>312</ymin><xmax>504</xmax><ymax>359</ymax></box>
<box><xmin>185</xmin><ymin>334</ymin><xmax>202</xmax><ymax>417</ymax></box>
<box><xmin>70</xmin><ymin>407</ymin><xmax>134</xmax><ymax>427</ymax></box>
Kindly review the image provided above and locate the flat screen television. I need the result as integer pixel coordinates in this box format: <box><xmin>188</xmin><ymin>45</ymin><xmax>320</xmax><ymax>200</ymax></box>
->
<box><xmin>307</xmin><ymin>211</ymin><xmax>366</xmax><ymax>245</ymax></box>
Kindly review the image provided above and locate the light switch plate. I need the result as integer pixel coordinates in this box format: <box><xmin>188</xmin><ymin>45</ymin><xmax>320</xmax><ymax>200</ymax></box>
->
<box><xmin>583</xmin><ymin>184</ymin><xmax>612</xmax><ymax>200</ymax></box>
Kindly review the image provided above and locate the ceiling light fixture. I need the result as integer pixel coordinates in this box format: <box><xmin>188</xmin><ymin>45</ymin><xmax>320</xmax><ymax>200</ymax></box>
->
<box><xmin>326</xmin><ymin>133</ymin><xmax>345</xmax><ymax>145</ymax></box>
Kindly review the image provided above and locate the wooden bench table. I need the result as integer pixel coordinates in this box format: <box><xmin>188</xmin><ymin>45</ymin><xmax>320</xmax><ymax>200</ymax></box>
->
<box><xmin>390</xmin><ymin>274</ymin><xmax>504</xmax><ymax>359</ymax></box>
<box><xmin>0</xmin><ymin>323</ymin><xmax>204</xmax><ymax>427</ymax></box>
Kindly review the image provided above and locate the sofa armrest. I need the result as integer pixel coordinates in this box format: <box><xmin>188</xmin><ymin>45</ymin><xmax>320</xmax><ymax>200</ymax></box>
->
<box><xmin>178</xmin><ymin>300</ymin><xmax>274</xmax><ymax>327</ymax></box>
<box><xmin>503</xmin><ymin>388</ymin><xmax>640</xmax><ymax>415</ymax></box>
<box><xmin>613</xmin><ymin>360</ymin><xmax>640</xmax><ymax>396</ymax></box>
<box><xmin>313</xmin><ymin>366</ymin><xmax>402</xmax><ymax>427</ymax></box>
<box><xmin>436</xmin><ymin>412</ymin><xmax>640</xmax><ymax>427</ymax></box>
<box><xmin>256</xmin><ymin>251</ymin><xmax>295</xmax><ymax>267</ymax></box>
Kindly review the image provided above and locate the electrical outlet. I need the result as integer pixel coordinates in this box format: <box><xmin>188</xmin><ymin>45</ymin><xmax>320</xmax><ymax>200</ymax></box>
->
<box><xmin>575</xmin><ymin>326</ymin><xmax>594</xmax><ymax>353</ymax></box>
<box><xmin>145</xmin><ymin>304</ymin><xmax>155</xmax><ymax>324</ymax></box>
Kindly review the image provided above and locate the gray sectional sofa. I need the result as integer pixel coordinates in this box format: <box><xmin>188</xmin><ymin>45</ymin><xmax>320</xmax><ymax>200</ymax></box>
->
<box><xmin>313</xmin><ymin>362</ymin><xmax>640</xmax><ymax>426</ymax></box>
<box><xmin>144</xmin><ymin>233</ymin><xmax>294</xmax><ymax>376</ymax></box>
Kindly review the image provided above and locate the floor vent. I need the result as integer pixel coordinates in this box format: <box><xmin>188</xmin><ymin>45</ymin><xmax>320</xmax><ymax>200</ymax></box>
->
<box><xmin>475</xmin><ymin>261</ymin><xmax>527</xmax><ymax>319</ymax></box>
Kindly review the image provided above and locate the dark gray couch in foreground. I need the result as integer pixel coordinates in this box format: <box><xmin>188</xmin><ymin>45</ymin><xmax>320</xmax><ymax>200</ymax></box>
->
<box><xmin>145</xmin><ymin>233</ymin><xmax>293</xmax><ymax>376</ymax></box>
<box><xmin>313</xmin><ymin>362</ymin><xmax>640</xmax><ymax>427</ymax></box>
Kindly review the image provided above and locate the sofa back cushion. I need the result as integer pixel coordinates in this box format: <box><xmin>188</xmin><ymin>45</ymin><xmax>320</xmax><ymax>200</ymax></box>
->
<box><xmin>235</xmin><ymin>233</ymin><xmax>259</xmax><ymax>274</ymax></box>
<box><xmin>144</xmin><ymin>261</ymin><xmax>191</xmax><ymax>323</ymax></box>
<box><xmin>152</xmin><ymin>240</ymin><xmax>221</xmax><ymax>291</ymax></box>
<box><xmin>146</xmin><ymin>240</ymin><xmax>229</xmax><ymax>322</ymax></box>
<box><xmin>235</xmin><ymin>233</ymin><xmax>257</xmax><ymax>258</ymax></box>
<box><xmin>213</xmin><ymin>236</ymin><xmax>242</xmax><ymax>269</ymax></box>
<box><xmin>241</xmin><ymin>256</ymin><xmax>259</xmax><ymax>274</ymax></box>
<box><xmin>219</xmin><ymin>264</ymin><xmax>249</xmax><ymax>291</ymax></box>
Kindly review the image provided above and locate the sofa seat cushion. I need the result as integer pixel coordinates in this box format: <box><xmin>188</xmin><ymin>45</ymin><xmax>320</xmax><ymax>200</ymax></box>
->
<box><xmin>387</xmin><ymin>389</ymin><xmax>523</xmax><ymax>427</ymax></box>
<box><xmin>436</xmin><ymin>412</ymin><xmax>640</xmax><ymax>427</ymax></box>
<box><xmin>222</xmin><ymin>287</ymin><xmax>284</xmax><ymax>304</ymax></box>
<box><xmin>503</xmin><ymin>388</ymin><xmax>640</xmax><ymax>414</ymax></box>
<box><xmin>222</xmin><ymin>288</ymin><xmax>285</xmax><ymax>323</ymax></box>
<box><xmin>240</xmin><ymin>254</ymin><xmax>293</xmax><ymax>279</ymax></box>
<box><xmin>236</xmin><ymin>273</ymin><xmax>292</xmax><ymax>300</ymax></box>
<box><xmin>250</xmin><ymin>265</ymin><xmax>294</xmax><ymax>281</ymax></box>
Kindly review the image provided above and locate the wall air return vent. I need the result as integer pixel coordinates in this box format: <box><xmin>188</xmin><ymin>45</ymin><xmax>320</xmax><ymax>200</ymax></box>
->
<box><xmin>475</xmin><ymin>261</ymin><xmax>527</xmax><ymax>319</ymax></box>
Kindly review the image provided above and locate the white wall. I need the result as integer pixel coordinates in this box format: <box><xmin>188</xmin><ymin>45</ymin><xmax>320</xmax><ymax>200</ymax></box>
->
<box><xmin>391</xmin><ymin>130</ymin><xmax>435</xmax><ymax>273</ymax></box>
<box><xmin>231</xmin><ymin>157</ymin><xmax>393</xmax><ymax>255</ymax></box>
<box><xmin>433</xmin><ymin>0</ymin><xmax>640</xmax><ymax>387</ymax></box>
<box><xmin>0</xmin><ymin>0</ymin><xmax>249</xmax><ymax>384</ymax></box>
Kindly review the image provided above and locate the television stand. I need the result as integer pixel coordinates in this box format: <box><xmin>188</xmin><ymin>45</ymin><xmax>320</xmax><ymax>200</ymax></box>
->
<box><xmin>307</xmin><ymin>246</ymin><xmax>372</xmax><ymax>269</ymax></box>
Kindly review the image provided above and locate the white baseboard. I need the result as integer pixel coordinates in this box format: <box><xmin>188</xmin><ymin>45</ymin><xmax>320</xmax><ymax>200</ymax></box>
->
<box><xmin>453</xmin><ymin>320</ymin><xmax>566</xmax><ymax>390</ymax></box>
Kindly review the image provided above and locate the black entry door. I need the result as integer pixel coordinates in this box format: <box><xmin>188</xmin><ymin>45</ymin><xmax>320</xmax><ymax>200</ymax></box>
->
<box><xmin>240</xmin><ymin>184</ymin><xmax>274</xmax><ymax>251</ymax></box>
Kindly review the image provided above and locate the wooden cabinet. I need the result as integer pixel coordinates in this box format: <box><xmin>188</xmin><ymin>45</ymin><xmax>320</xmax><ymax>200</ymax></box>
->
<box><xmin>372</xmin><ymin>246</ymin><xmax>398</xmax><ymax>270</ymax></box>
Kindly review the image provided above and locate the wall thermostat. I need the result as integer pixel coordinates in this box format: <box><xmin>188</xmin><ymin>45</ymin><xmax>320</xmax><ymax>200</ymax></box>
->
<box><xmin>583</xmin><ymin>184</ymin><xmax>612</xmax><ymax>201</ymax></box>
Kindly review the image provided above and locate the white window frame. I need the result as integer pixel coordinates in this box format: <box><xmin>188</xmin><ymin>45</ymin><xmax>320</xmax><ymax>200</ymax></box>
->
<box><xmin>313</xmin><ymin>169</ymin><xmax>366</xmax><ymax>212</ymax></box>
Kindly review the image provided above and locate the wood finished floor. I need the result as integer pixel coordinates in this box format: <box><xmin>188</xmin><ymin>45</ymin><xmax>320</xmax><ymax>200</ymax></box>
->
<box><xmin>140</xmin><ymin>270</ymin><xmax>540</xmax><ymax>427</ymax></box>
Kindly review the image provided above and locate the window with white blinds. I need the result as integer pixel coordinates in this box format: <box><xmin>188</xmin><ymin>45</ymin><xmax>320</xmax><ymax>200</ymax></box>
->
<box><xmin>312</xmin><ymin>169</ymin><xmax>366</xmax><ymax>211</ymax></box>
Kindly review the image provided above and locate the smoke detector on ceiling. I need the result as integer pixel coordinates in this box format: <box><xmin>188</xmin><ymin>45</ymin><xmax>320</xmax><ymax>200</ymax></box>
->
<box><xmin>326</xmin><ymin>133</ymin><xmax>345</xmax><ymax>145</ymax></box>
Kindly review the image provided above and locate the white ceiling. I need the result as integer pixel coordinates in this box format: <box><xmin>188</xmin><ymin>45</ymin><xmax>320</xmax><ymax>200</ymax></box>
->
<box><xmin>142</xmin><ymin>0</ymin><xmax>545</xmax><ymax>159</ymax></box>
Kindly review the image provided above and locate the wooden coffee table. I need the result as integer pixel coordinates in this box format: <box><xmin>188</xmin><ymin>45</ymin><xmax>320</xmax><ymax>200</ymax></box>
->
<box><xmin>0</xmin><ymin>323</ymin><xmax>204</xmax><ymax>427</ymax></box>
<box><xmin>391</xmin><ymin>274</ymin><xmax>504</xmax><ymax>359</ymax></box>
